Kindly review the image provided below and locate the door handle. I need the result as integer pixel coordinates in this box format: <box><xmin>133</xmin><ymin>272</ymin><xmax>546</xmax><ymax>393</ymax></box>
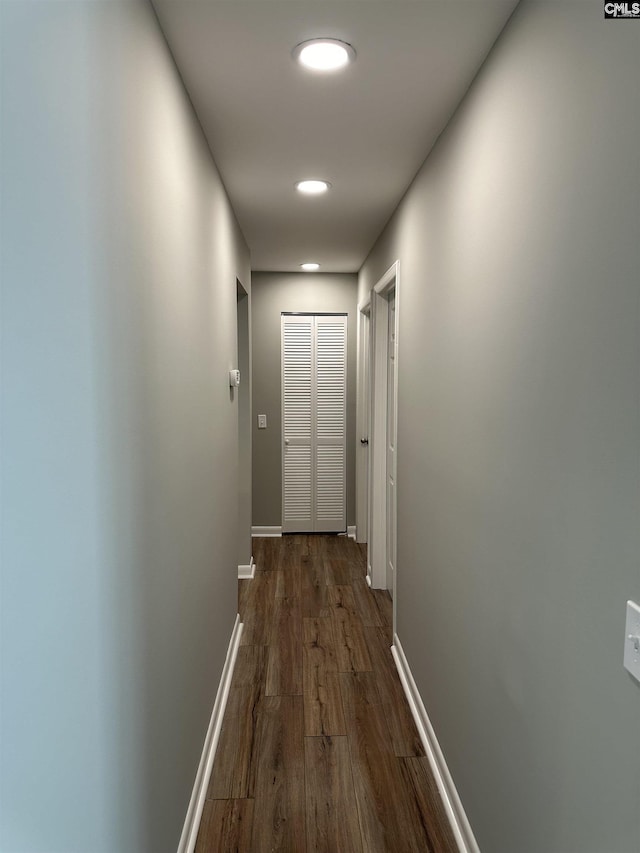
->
<box><xmin>285</xmin><ymin>438</ymin><xmax>290</xmax><ymax>445</ymax></box>
<box><xmin>360</xmin><ymin>438</ymin><xmax>369</xmax><ymax>445</ymax></box>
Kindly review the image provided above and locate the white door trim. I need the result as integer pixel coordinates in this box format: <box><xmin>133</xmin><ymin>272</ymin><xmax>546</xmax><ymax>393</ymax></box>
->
<box><xmin>355</xmin><ymin>298</ymin><xmax>371</xmax><ymax>545</ymax></box>
<box><xmin>369</xmin><ymin>262</ymin><xmax>400</xmax><ymax>612</ymax></box>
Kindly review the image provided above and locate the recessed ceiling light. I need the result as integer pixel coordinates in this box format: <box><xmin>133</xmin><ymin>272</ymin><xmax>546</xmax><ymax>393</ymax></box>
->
<box><xmin>295</xmin><ymin>180</ymin><xmax>331</xmax><ymax>195</ymax></box>
<box><xmin>293</xmin><ymin>38</ymin><xmax>356</xmax><ymax>72</ymax></box>
<box><xmin>301</xmin><ymin>263</ymin><xmax>320</xmax><ymax>271</ymax></box>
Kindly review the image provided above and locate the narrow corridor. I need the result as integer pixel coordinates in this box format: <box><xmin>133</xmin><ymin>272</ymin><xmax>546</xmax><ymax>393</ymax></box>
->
<box><xmin>195</xmin><ymin>535</ymin><xmax>457</xmax><ymax>852</ymax></box>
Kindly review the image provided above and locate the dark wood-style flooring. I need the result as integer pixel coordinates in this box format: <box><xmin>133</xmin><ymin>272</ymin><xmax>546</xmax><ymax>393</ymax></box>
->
<box><xmin>196</xmin><ymin>534</ymin><xmax>457</xmax><ymax>852</ymax></box>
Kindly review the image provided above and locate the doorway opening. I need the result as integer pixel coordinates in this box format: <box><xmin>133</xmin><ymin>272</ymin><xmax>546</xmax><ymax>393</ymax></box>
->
<box><xmin>236</xmin><ymin>280</ymin><xmax>252</xmax><ymax>578</ymax></box>
<box><xmin>365</xmin><ymin>262</ymin><xmax>399</xmax><ymax>617</ymax></box>
<box><xmin>356</xmin><ymin>299</ymin><xmax>371</xmax><ymax>554</ymax></box>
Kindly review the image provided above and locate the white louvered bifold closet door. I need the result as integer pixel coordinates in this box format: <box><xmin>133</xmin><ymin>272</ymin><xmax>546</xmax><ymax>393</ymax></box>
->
<box><xmin>282</xmin><ymin>314</ymin><xmax>347</xmax><ymax>533</ymax></box>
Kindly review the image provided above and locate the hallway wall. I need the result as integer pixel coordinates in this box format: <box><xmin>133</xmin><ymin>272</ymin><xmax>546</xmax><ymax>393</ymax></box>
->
<box><xmin>0</xmin><ymin>2</ymin><xmax>249</xmax><ymax>851</ymax></box>
<box><xmin>251</xmin><ymin>272</ymin><xmax>357</xmax><ymax>529</ymax></box>
<box><xmin>359</xmin><ymin>1</ymin><xmax>640</xmax><ymax>850</ymax></box>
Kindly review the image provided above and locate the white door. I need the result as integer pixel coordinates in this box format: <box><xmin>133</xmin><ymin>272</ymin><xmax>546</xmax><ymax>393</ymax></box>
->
<box><xmin>386</xmin><ymin>293</ymin><xmax>396</xmax><ymax>596</ymax></box>
<box><xmin>282</xmin><ymin>314</ymin><xmax>347</xmax><ymax>533</ymax></box>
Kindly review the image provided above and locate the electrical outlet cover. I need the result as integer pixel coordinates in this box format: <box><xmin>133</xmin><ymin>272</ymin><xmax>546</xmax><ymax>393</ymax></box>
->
<box><xmin>623</xmin><ymin>600</ymin><xmax>640</xmax><ymax>683</ymax></box>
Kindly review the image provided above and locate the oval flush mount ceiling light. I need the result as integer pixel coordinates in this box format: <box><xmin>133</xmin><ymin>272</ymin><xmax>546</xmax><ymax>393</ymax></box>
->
<box><xmin>295</xmin><ymin>179</ymin><xmax>331</xmax><ymax>195</ymax></box>
<box><xmin>301</xmin><ymin>263</ymin><xmax>320</xmax><ymax>271</ymax></box>
<box><xmin>293</xmin><ymin>38</ymin><xmax>356</xmax><ymax>72</ymax></box>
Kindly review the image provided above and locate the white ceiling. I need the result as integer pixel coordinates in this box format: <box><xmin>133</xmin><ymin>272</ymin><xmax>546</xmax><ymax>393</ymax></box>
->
<box><xmin>152</xmin><ymin>1</ymin><xmax>519</xmax><ymax>272</ymax></box>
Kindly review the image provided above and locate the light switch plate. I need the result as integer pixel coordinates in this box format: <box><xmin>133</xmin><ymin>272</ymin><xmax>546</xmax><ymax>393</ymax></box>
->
<box><xmin>257</xmin><ymin>414</ymin><xmax>267</xmax><ymax>429</ymax></box>
<box><xmin>623</xmin><ymin>600</ymin><xmax>640</xmax><ymax>682</ymax></box>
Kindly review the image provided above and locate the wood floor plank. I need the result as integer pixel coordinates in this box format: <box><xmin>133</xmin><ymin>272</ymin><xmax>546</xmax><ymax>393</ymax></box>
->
<box><xmin>298</xmin><ymin>534</ymin><xmax>311</xmax><ymax>557</ymax></box>
<box><xmin>356</xmin><ymin>542</ymin><xmax>368</xmax><ymax>563</ymax></box>
<box><xmin>305</xmin><ymin>535</ymin><xmax>325</xmax><ymax>558</ymax></box>
<box><xmin>378</xmin><ymin>622</ymin><xmax>394</xmax><ymax>646</ymax></box>
<box><xmin>365</xmin><ymin>627</ymin><xmax>424</xmax><ymax>757</ymax></box>
<box><xmin>400</xmin><ymin>757</ymin><xmax>459</xmax><ymax>853</ymax></box>
<box><xmin>340</xmin><ymin>670</ymin><xmax>398</xmax><ymax>851</ymax></box>
<box><xmin>231</xmin><ymin>644</ymin><xmax>267</xmax><ymax>689</ymax></box>
<box><xmin>302</xmin><ymin>616</ymin><xmax>338</xmax><ymax>669</ymax></box>
<box><xmin>305</xmin><ymin>736</ymin><xmax>363</xmax><ymax>852</ymax></box>
<box><xmin>206</xmin><ymin>684</ymin><xmax>261</xmax><ymax>799</ymax></box>
<box><xmin>341</xmin><ymin>537</ymin><xmax>365</xmax><ymax>572</ymax></box>
<box><xmin>255</xmin><ymin>536</ymin><xmax>283</xmax><ymax>572</ymax></box>
<box><xmin>341</xmin><ymin>671</ymin><xmax>435</xmax><ymax>852</ymax></box>
<box><xmin>250</xmin><ymin>695</ymin><xmax>306</xmax><ymax>852</ymax></box>
<box><xmin>272</xmin><ymin>568</ymin><xmax>284</xmax><ymax>598</ymax></box>
<box><xmin>371</xmin><ymin>586</ymin><xmax>393</xmax><ymax>627</ymax></box>
<box><xmin>251</xmin><ymin>536</ymin><xmax>267</xmax><ymax>571</ymax></box>
<box><xmin>275</xmin><ymin>563</ymin><xmax>302</xmax><ymax>599</ymax></box>
<box><xmin>327</xmin><ymin>583</ymin><xmax>360</xmax><ymax>618</ymax></box>
<box><xmin>240</xmin><ymin>570</ymin><xmax>277</xmax><ymax>646</ymax></box>
<box><xmin>300</xmin><ymin>554</ymin><xmax>330</xmax><ymax>618</ymax></box>
<box><xmin>195</xmin><ymin>799</ymin><xmax>254</xmax><ymax>852</ymax></box>
<box><xmin>400</xmin><ymin>758</ymin><xmax>459</xmax><ymax>853</ymax></box>
<box><xmin>328</xmin><ymin>584</ymin><xmax>372</xmax><ymax>672</ymax></box>
<box><xmin>351</xmin><ymin>576</ymin><xmax>384</xmax><ymax>627</ymax></box>
<box><xmin>281</xmin><ymin>536</ymin><xmax>302</xmax><ymax>571</ymax></box>
<box><xmin>252</xmin><ymin>696</ymin><xmax>305</xmax><ymax>794</ymax></box>
<box><xmin>349</xmin><ymin>557</ymin><xmax>368</xmax><ymax>580</ymax></box>
<box><xmin>325</xmin><ymin>556</ymin><xmax>353</xmax><ymax>586</ymax></box>
<box><xmin>304</xmin><ymin>669</ymin><xmax>346</xmax><ymax>737</ymax></box>
<box><xmin>238</xmin><ymin>578</ymin><xmax>251</xmax><ymax>615</ymax></box>
<box><xmin>303</xmin><ymin>617</ymin><xmax>345</xmax><ymax>736</ymax></box>
<box><xmin>325</xmin><ymin>535</ymin><xmax>348</xmax><ymax>559</ymax></box>
<box><xmin>266</xmin><ymin>596</ymin><xmax>302</xmax><ymax>696</ymax></box>
<box><xmin>251</xmin><ymin>536</ymin><xmax>263</xmax><ymax>569</ymax></box>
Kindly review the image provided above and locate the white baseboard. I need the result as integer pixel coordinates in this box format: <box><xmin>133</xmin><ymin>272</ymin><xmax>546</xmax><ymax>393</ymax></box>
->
<box><xmin>177</xmin><ymin>614</ymin><xmax>243</xmax><ymax>853</ymax></box>
<box><xmin>238</xmin><ymin>556</ymin><xmax>255</xmax><ymax>579</ymax></box>
<box><xmin>391</xmin><ymin>633</ymin><xmax>480</xmax><ymax>853</ymax></box>
<box><xmin>251</xmin><ymin>526</ymin><xmax>282</xmax><ymax>537</ymax></box>
<box><xmin>252</xmin><ymin>526</ymin><xmax>355</xmax><ymax>539</ymax></box>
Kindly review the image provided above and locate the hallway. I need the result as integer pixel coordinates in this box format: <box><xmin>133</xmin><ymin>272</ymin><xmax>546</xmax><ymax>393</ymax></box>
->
<box><xmin>195</xmin><ymin>535</ymin><xmax>457</xmax><ymax>852</ymax></box>
<box><xmin>3</xmin><ymin>2</ymin><xmax>639</xmax><ymax>850</ymax></box>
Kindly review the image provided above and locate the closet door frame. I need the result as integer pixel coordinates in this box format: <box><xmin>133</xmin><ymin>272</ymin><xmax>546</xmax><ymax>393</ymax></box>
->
<box><xmin>368</xmin><ymin>261</ymin><xmax>400</xmax><ymax>603</ymax></box>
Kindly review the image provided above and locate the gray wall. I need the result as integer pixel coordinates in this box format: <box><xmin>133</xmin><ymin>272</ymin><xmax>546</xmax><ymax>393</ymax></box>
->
<box><xmin>252</xmin><ymin>272</ymin><xmax>358</xmax><ymax>529</ymax></box>
<box><xmin>360</xmin><ymin>1</ymin><xmax>640</xmax><ymax>851</ymax></box>
<box><xmin>0</xmin><ymin>2</ymin><xmax>249</xmax><ymax>851</ymax></box>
